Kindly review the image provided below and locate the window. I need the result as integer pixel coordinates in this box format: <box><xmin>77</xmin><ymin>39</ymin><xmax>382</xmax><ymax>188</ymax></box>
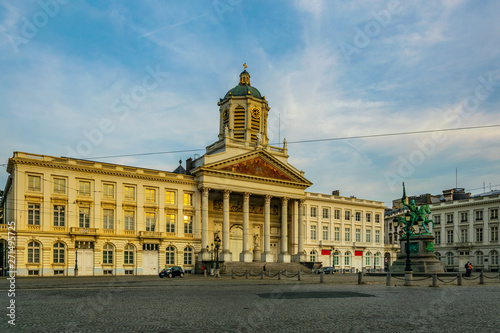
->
<box><xmin>146</xmin><ymin>212</ymin><xmax>156</xmax><ymax>232</ymax></box>
<box><xmin>491</xmin><ymin>250</ymin><xmax>499</xmax><ymax>266</ymax></box>
<box><xmin>491</xmin><ymin>226</ymin><xmax>498</xmax><ymax>242</ymax></box>
<box><xmin>446</xmin><ymin>252</ymin><xmax>454</xmax><ymax>266</ymax></box>
<box><xmin>166</xmin><ymin>246</ymin><xmax>175</xmax><ymax>265</ymax></box>
<box><xmin>166</xmin><ymin>190</ymin><xmax>175</xmax><ymax>205</ymax></box>
<box><xmin>53</xmin><ymin>242</ymin><xmax>65</xmax><ymax>264</ymax></box>
<box><xmin>310</xmin><ymin>225</ymin><xmax>317</xmax><ymax>240</ymax></box>
<box><xmin>355</xmin><ymin>212</ymin><xmax>361</xmax><ymax>222</ymax></box>
<box><xmin>365</xmin><ymin>253</ymin><xmax>371</xmax><ymax>266</ymax></box>
<box><xmin>435</xmin><ymin>252</ymin><xmax>441</xmax><ymax>261</ymax></box>
<box><xmin>461</xmin><ymin>229</ymin><xmax>468</xmax><ymax>243</ymax></box>
<box><xmin>344</xmin><ymin>252</ymin><xmax>351</xmax><ymax>266</ymax></box>
<box><xmin>184</xmin><ymin>215</ymin><xmax>193</xmax><ymax>234</ymax></box>
<box><xmin>310</xmin><ymin>207</ymin><xmax>317</xmax><ymax>218</ymax></box>
<box><xmin>103</xmin><ymin>244</ymin><xmax>113</xmax><ymax>264</ymax></box>
<box><xmin>447</xmin><ymin>230</ymin><xmax>454</xmax><ymax>244</ymax></box>
<box><xmin>164</xmin><ymin>214</ymin><xmax>175</xmax><ymax>233</ymax></box>
<box><xmin>476</xmin><ymin>228</ymin><xmax>483</xmax><ymax>242</ymax></box>
<box><xmin>334</xmin><ymin>210</ymin><xmax>340</xmax><ymax>220</ymax></box>
<box><xmin>460</xmin><ymin>212</ymin><xmax>468</xmax><ymax>222</ymax></box>
<box><xmin>491</xmin><ymin>209</ymin><xmax>499</xmax><ymax>220</ymax></box>
<box><xmin>366</xmin><ymin>213</ymin><xmax>371</xmax><ymax>222</ymax></box>
<box><xmin>146</xmin><ymin>188</ymin><xmax>156</xmax><ymax>203</ymax></box>
<box><xmin>28</xmin><ymin>175</ymin><xmax>41</xmax><ymax>191</ymax></box>
<box><xmin>375</xmin><ymin>230</ymin><xmax>381</xmax><ymax>243</ymax></box>
<box><xmin>435</xmin><ymin>231</ymin><xmax>441</xmax><ymax>244</ymax></box>
<box><xmin>322</xmin><ymin>208</ymin><xmax>329</xmax><ymax>219</ymax></box>
<box><xmin>446</xmin><ymin>214</ymin><xmax>454</xmax><ymax>224</ymax></box>
<box><xmin>184</xmin><ymin>247</ymin><xmax>193</xmax><ymax>265</ymax></box>
<box><xmin>79</xmin><ymin>207</ymin><xmax>90</xmax><ymax>228</ymax></box>
<box><xmin>334</xmin><ymin>252</ymin><xmax>339</xmax><ymax>265</ymax></box>
<box><xmin>334</xmin><ymin>227</ymin><xmax>340</xmax><ymax>241</ymax></box>
<box><xmin>476</xmin><ymin>251</ymin><xmax>484</xmax><ymax>266</ymax></box>
<box><xmin>184</xmin><ymin>193</ymin><xmax>193</xmax><ymax>206</ymax></box>
<box><xmin>124</xmin><ymin>186</ymin><xmax>135</xmax><ymax>201</ymax></box>
<box><xmin>53</xmin><ymin>178</ymin><xmax>66</xmax><ymax>194</ymax></box>
<box><xmin>345</xmin><ymin>228</ymin><xmax>350</xmax><ymax>242</ymax></box>
<box><xmin>124</xmin><ymin>245</ymin><xmax>134</xmax><ymax>264</ymax></box>
<box><xmin>375</xmin><ymin>214</ymin><xmax>380</xmax><ymax>223</ymax></box>
<box><xmin>434</xmin><ymin>215</ymin><xmax>441</xmax><ymax>224</ymax></box>
<box><xmin>103</xmin><ymin>209</ymin><xmax>114</xmax><ymax>229</ymax></box>
<box><xmin>345</xmin><ymin>211</ymin><xmax>351</xmax><ymax>221</ymax></box>
<box><xmin>355</xmin><ymin>229</ymin><xmax>361</xmax><ymax>242</ymax></box>
<box><xmin>79</xmin><ymin>181</ymin><xmax>91</xmax><ymax>196</ymax></box>
<box><xmin>124</xmin><ymin>211</ymin><xmax>135</xmax><ymax>230</ymax></box>
<box><xmin>309</xmin><ymin>250</ymin><xmax>316</xmax><ymax>262</ymax></box>
<box><xmin>102</xmin><ymin>183</ymin><xmax>114</xmax><ymax>199</ymax></box>
<box><xmin>374</xmin><ymin>253</ymin><xmax>380</xmax><ymax>266</ymax></box>
<box><xmin>475</xmin><ymin>210</ymin><xmax>483</xmax><ymax>221</ymax></box>
<box><xmin>53</xmin><ymin>205</ymin><xmax>65</xmax><ymax>227</ymax></box>
<box><xmin>28</xmin><ymin>203</ymin><xmax>41</xmax><ymax>225</ymax></box>
<box><xmin>366</xmin><ymin>229</ymin><xmax>371</xmax><ymax>243</ymax></box>
<box><xmin>28</xmin><ymin>242</ymin><xmax>40</xmax><ymax>263</ymax></box>
<box><xmin>322</xmin><ymin>226</ymin><xmax>328</xmax><ymax>241</ymax></box>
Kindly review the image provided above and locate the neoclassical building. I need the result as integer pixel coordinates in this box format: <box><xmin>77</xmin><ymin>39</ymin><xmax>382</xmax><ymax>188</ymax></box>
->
<box><xmin>0</xmin><ymin>67</ymin><xmax>385</xmax><ymax>276</ymax></box>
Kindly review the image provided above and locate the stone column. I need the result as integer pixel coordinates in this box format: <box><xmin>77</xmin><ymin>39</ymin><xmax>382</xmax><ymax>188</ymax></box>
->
<box><xmin>279</xmin><ymin>197</ymin><xmax>291</xmax><ymax>262</ymax></box>
<box><xmin>221</xmin><ymin>190</ymin><xmax>232</xmax><ymax>262</ymax></box>
<box><xmin>296</xmin><ymin>199</ymin><xmax>306</xmax><ymax>262</ymax></box>
<box><xmin>200</xmin><ymin>187</ymin><xmax>211</xmax><ymax>261</ymax></box>
<box><xmin>240</xmin><ymin>192</ymin><xmax>253</xmax><ymax>262</ymax></box>
<box><xmin>261</xmin><ymin>195</ymin><xmax>273</xmax><ymax>262</ymax></box>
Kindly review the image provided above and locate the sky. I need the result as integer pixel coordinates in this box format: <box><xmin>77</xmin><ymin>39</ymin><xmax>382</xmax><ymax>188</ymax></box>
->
<box><xmin>1</xmin><ymin>0</ymin><xmax>499</xmax><ymax>207</ymax></box>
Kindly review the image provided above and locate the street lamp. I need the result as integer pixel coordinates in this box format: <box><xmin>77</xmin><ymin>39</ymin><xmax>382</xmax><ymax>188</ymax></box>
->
<box><xmin>214</xmin><ymin>235</ymin><xmax>221</xmax><ymax>270</ymax></box>
<box><xmin>393</xmin><ymin>211</ymin><xmax>414</xmax><ymax>272</ymax></box>
<box><xmin>74</xmin><ymin>242</ymin><xmax>79</xmax><ymax>277</ymax></box>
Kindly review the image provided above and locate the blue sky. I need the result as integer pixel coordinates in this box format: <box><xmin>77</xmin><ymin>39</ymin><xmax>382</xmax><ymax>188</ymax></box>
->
<box><xmin>1</xmin><ymin>0</ymin><xmax>499</xmax><ymax>207</ymax></box>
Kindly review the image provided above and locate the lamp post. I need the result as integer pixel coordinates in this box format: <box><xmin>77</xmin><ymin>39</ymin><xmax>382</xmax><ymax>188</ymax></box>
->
<box><xmin>74</xmin><ymin>243</ymin><xmax>79</xmax><ymax>277</ymax></box>
<box><xmin>393</xmin><ymin>211</ymin><xmax>425</xmax><ymax>272</ymax></box>
<box><xmin>214</xmin><ymin>235</ymin><xmax>221</xmax><ymax>270</ymax></box>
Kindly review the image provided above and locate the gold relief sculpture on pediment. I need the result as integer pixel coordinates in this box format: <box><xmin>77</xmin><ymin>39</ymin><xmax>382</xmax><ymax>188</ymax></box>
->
<box><xmin>220</xmin><ymin>157</ymin><xmax>292</xmax><ymax>181</ymax></box>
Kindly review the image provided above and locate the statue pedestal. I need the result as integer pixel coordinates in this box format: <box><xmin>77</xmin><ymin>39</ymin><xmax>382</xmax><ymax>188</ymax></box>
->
<box><xmin>390</xmin><ymin>235</ymin><xmax>444</xmax><ymax>273</ymax></box>
<box><xmin>253</xmin><ymin>246</ymin><xmax>262</xmax><ymax>262</ymax></box>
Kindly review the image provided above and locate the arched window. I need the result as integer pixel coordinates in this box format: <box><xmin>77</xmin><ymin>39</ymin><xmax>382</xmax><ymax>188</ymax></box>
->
<box><xmin>28</xmin><ymin>241</ymin><xmax>41</xmax><ymax>263</ymax></box>
<box><xmin>53</xmin><ymin>242</ymin><xmax>65</xmax><ymax>264</ymax></box>
<box><xmin>435</xmin><ymin>252</ymin><xmax>441</xmax><ymax>261</ymax></box>
<box><xmin>446</xmin><ymin>252</ymin><xmax>454</xmax><ymax>266</ymax></box>
<box><xmin>184</xmin><ymin>247</ymin><xmax>193</xmax><ymax>265</ymax></box>
<box><xmin>103</xmin><ymin>244</ymin><xmax>114</xmax><ymax>264</ymax></box>
<box><xmin>309</xmin><ymin>250</ymin><xmax>316</xmax><ymax>262</ymax></box>
<box><xmin>124</xmin><ymin>245</ymin><xmax>134</xmax><ymax>264</ymax></box>
<box><xmin>365</xmin><ymin>252</ymin><xmax>372</xmax><ymax>266</ymax></box>
<box><xmin>490</xmin><ymin>250</ymin><xmax>499</xmax><ymax>266</ymax></box>
<box><xmin>333</xmin><ymin>251</ymin><xmax>340</xmax><ymax>266</ymax></box>
<box><xmin>374</xmin><ymin>253</ymin><xmax>380</xmax><ymax>266</ymax></box>
<box><xmin>475</xmin><ymin>251</ymin><xmax>484</xmax><ymax>266</ymax></box>
<box><xmin>166</xmin><ymin>246</ymin><xmax>175</xmax><ymax>265</ymax></box>
<box><xmin>344</xmin><ymin>251</ymin><xmax>351</xmax><ymax>266</ymax></box>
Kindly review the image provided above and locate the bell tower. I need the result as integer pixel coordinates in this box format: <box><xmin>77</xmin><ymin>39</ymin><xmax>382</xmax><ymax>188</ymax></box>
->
<box><xmin>217</xmin><ymin>64</ymin><xmax>270</xmax><ymax>146</ymax></box>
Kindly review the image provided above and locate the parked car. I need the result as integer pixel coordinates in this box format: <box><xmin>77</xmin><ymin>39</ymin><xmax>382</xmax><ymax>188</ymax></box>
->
<box><xmin>159</xmin><ymin>266</ymin><xmax>184</xmax><ymax>278</ymax></box>
<box><xmin>316</xmin><ymin>267</ymin><xmax>335</xmax><ymax>274</ymax></box>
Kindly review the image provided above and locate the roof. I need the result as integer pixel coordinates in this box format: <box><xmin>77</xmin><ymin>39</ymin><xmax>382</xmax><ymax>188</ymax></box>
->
<box><xmin>223</xmin><ymin>67</ymin><xmax>262</xmax><ymax>99</ymax></box>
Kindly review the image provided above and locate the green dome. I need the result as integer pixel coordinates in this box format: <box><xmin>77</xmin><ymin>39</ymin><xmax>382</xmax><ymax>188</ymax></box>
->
<box><xmin>223</xmin><ymin>67</ymin><xmax>262</xmax><ymax>99</ymax></box>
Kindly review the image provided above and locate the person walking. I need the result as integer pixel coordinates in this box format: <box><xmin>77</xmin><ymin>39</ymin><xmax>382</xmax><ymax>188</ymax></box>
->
<box><xmin>464</xmin><ymin>261</ymin><xmax>472</xmax><ymax>277</ymax></box>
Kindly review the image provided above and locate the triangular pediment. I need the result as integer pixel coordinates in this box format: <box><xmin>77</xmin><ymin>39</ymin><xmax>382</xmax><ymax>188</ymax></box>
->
<box><xmin>195</xmin><ymin>150</ymin><xmax>311</xmax><ymax>187</ymax></box>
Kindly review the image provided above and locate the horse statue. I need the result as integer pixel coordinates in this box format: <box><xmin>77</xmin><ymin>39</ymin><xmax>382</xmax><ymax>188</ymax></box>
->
<box><xmin>417</xmin><ymin>205</ymin><xmax>434</xmax><ymax>233</ymax></box>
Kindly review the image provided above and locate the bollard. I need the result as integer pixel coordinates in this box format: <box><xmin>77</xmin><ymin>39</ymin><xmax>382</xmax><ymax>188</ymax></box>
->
<box><xmin>204</xmin><ymin>270</ymin><xmax>207</xmax><ymax>277</ymax></box>
<box><xmin>357</xmin><ymin>271</ymin><xmax>362</xmax><ymax>285</ymax></box>
<box><xmin>261</xmin><ymin>271</ymin><xmax>264</xmax><ymax>279</ymax></box>
<box><xmin>278</xmin><ymin>270</ymin><xmax>281</xmax><ymax>280</ymax></box>
<box><xmin>457</xmin><ymin>273</ymin><xmax>462</xmax><ymax>286</ymax></box>
<box><xmin>245</xmin><ymin>270</ymin><xmax>248</xmax><ymax>279</ymax></box>
<box><xmin>386</xmin><ymin>272</ymin><xmax>391</xmax><ymax>286</ymax></box>
<box><xmin>432</xmin><ymin>273</ymin><xmax>438</xmax><ymax>288</ymax></box>
<box><xmin>232</xmin><ymin>269</ymin><xmax>235</xmax><ymax>279</ymax></box>
<box><xmin>320</xmin><ymin>271</ymin><xmax>324</xmax><ymax>283</ymax></box>
<box><xmin>404</xmin><ymin>271</ymin><xmax>413</xmax><ymax>286</ymax></box>
<box><xmin>298</xmin><ymin>271</ymin><xmax>301</xmax><ymax>281</ymax></box>
<box><xmin>284</xmin><ymin>269</ymin><xmax>287</xmax><ymax>277</ymax></box>
<box><xmin>480</xmin><ymin>271</ymin><xmax>484</xmax><ymax>285</ymax></box>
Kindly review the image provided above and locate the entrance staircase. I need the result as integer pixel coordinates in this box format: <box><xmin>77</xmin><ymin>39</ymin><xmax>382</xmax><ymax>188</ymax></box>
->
<box><xmin>221</xmin><ymin>262</ymin><xmax>312</xmax><ymax>274</ymax></box>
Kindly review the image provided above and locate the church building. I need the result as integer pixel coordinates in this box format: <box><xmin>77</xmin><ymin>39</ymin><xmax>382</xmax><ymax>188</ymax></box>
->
<box><xmin>0</xmin><ymin>66</ymin><xmax>386</xmax><ymax>276</ymax></box>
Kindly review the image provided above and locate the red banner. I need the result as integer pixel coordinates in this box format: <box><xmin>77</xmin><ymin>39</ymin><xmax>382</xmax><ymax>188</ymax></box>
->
<box><xmin>321</xmin><ymin>249</ymin><xmax>331</xmax><ymax>256</ymax></box>
<box><xmin>355</xmin><ymin>251</ymin><xmax>363</xmax><ymax>257</ymax></box>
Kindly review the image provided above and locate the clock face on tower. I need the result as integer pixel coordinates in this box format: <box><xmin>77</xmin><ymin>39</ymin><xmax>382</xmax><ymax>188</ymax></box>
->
<box><xmin>222</xmin><ymin>108</ymin><xmax>229</xmax><ymax>120</ymax></box>
<box><xmin>251</xmin><ymin>107</ymin><xmax>261</xmax><ymax>119</ymax></box>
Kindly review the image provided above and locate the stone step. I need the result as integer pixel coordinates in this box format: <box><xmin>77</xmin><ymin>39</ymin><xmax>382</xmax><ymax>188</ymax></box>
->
<box><xmin>220</xmin><ymin>262</ymin><xmax>312</xmax><ymax>274</ymax></box>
